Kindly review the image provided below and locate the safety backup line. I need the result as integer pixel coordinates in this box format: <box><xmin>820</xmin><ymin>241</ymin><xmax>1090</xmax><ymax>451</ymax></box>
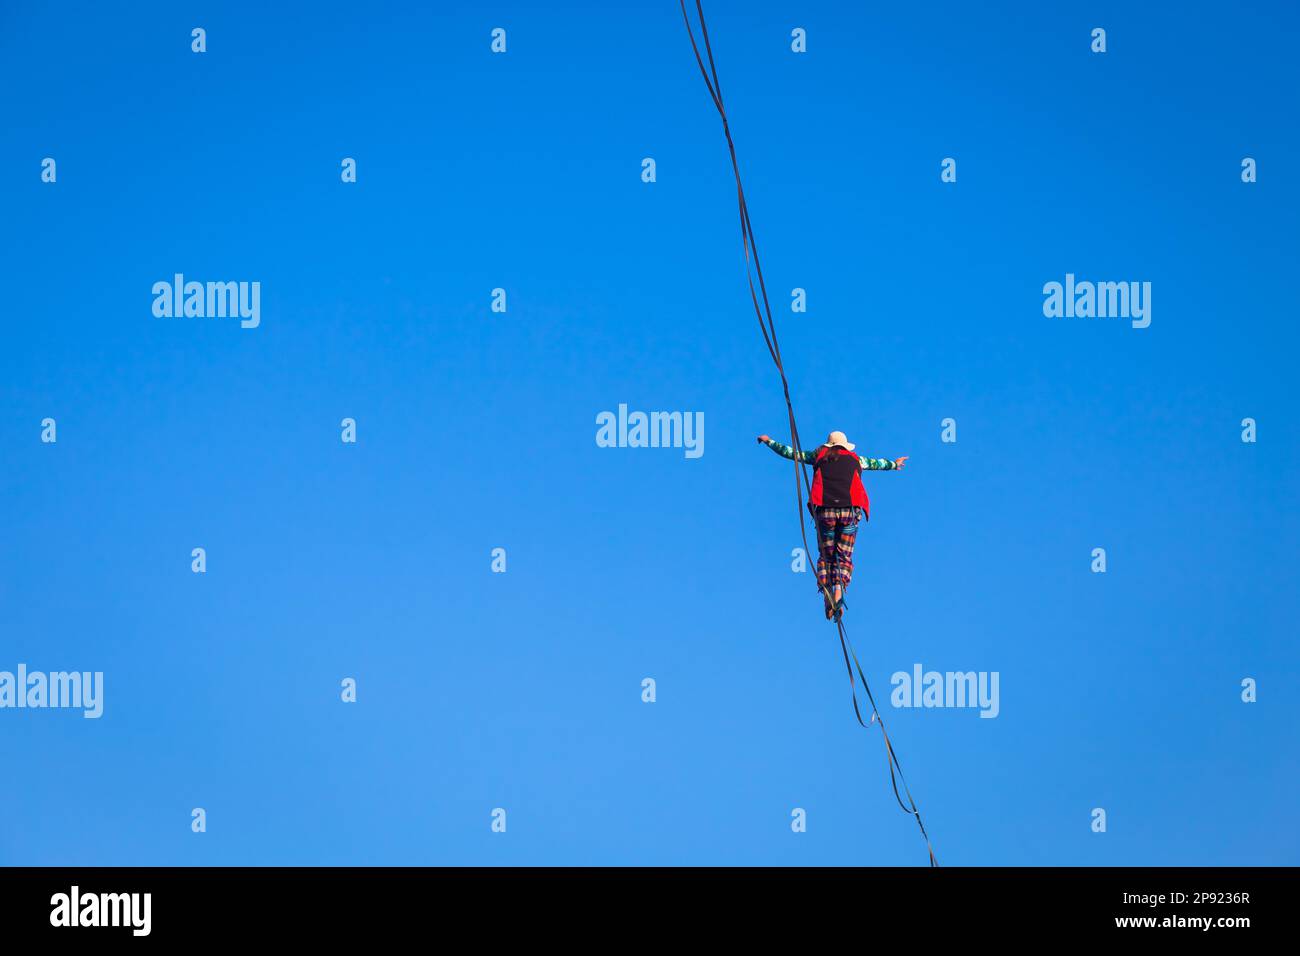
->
<box><xmin>678</xmin><ymin>0</ymin><xmax>939</xmax><ymax>867</ymax></box>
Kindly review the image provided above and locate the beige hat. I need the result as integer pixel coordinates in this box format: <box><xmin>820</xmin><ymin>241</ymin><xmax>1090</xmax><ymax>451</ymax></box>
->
<box><xmin>823</xmin><ymin>430</ymin><xmax>855</xmax><ymax>451</ymax></box>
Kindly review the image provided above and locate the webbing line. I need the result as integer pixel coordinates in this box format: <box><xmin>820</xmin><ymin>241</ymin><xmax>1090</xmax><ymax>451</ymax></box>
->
<box><xmin>679</xmin><ymin>0</ymin><xmax>938</xmax><ymax>867</ymax></box>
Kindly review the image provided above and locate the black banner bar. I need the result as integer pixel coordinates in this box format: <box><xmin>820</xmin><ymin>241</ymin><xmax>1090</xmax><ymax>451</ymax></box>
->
<box><xmin>0</xmin><ymin>866</ymin><xmax>1285</xmax><ymax>942</ymax></box>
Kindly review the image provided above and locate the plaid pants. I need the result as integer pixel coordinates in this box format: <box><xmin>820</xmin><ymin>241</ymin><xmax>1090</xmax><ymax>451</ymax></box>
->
<box><xmin>814</xmin><ymin>507</ymin><xmax>861</xmax><ymax>592</ymax></box>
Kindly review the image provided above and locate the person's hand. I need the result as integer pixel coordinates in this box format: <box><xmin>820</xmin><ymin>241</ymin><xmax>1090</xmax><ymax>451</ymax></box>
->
<box><xmin>757</xmin><ymin>434</ymin><xmax>770</xmax><ymax>444</ymax></box>
<box><xmin>893</xmin><ymin>456</ymin><xmax>908</xmax><ymax>469</ymax></box>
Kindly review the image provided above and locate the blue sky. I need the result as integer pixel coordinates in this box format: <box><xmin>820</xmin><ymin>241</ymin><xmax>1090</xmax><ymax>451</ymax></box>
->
<box><xmin>1</xmin><ymin>1</ymin><xmax>1296</xmax><ymax>865</ymax></box>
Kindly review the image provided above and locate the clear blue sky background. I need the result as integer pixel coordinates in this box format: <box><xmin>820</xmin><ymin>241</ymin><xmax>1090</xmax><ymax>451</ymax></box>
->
<box><xmin>2</xmin><ymin>1</ymin><xmax>1296</xmax><ymax>866</ymax></box>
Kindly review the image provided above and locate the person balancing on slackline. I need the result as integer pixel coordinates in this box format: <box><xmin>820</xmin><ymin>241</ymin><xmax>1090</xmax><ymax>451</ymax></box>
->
<box><xmin>756</xmin><ymin>431</ymin><xmax>907</xmax><ymax>620</ymax></box>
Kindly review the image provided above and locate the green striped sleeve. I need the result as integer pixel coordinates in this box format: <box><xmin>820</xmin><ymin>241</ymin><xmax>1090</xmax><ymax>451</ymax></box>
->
<box><xmin>764</xmin><ymin>439</ymin><xmax>816</xmax><ymax>464</ymax></box>
<box><xmin>858</xmin><ymin>456</ymin><xmax>897</xmax><ymax>470</ymax></box>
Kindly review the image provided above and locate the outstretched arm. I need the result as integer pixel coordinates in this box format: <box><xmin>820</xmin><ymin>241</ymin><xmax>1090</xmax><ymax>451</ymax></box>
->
<box><xmin>859</xmin><ymin>455</ymin><xmax>909</xmax><ymax>470</ymax></box>
<box><xmin>756</xmin><ymin>435</ymin><xmax>816</xmax><ymax>464</ymax></box>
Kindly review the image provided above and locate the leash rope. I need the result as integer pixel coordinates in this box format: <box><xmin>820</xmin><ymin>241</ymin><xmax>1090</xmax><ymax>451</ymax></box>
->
<box><xmin>679</xmin><ymin>0</ymin><xmax>938</xmax><ymax>866</ymax></box>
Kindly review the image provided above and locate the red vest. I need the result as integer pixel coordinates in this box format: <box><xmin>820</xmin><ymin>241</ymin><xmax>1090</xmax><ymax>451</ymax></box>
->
<box><xmin>810</xmin><ymin>446</ymin><xmax>870</xmax><ymax>515</ymax></box>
